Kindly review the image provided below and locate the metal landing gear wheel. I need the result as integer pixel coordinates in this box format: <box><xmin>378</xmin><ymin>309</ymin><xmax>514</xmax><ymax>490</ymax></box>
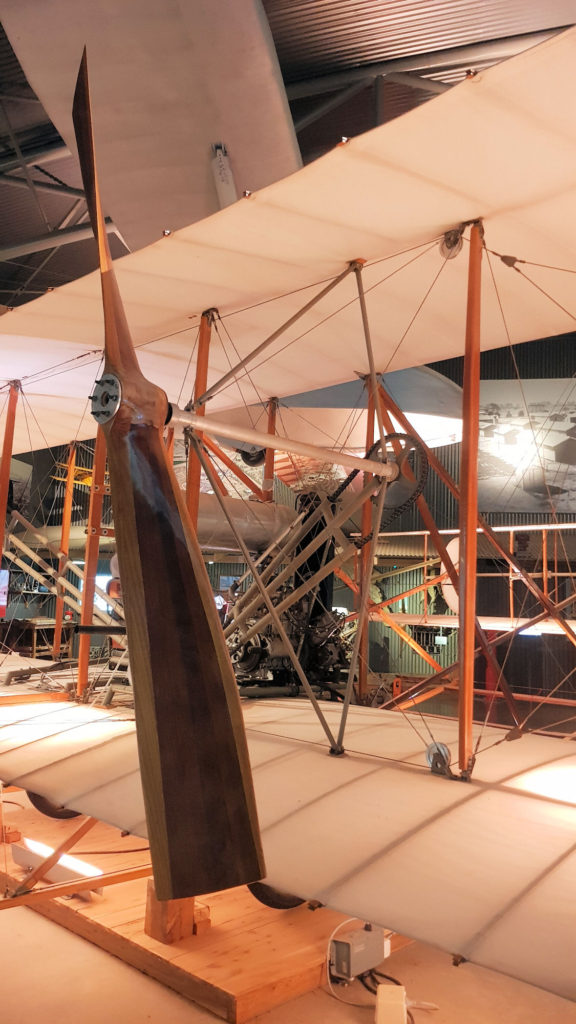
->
<box><xmin>247</xmin><ymin>881</ymin><xmax>305</xmax><ymax>910</ymax></box>
<box><xmin>238</xmin><ymin>448</ymin><xmax>266</xmax><ymax>467</ymax></box>
<box><xmin>26</xmin><ymin>791</ymin><xmax>81</xmax><ymax>819</ymax></box>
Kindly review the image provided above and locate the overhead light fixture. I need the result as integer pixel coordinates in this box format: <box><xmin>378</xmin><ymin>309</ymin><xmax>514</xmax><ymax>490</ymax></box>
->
<box><xmin>211</xmin><ymin>142</ymin><xmax>239</xmax><ymax>209</ymax></box>
<box><xmin>11</xmin><ymin>837</ymin><xmax>103</xmax><ymax>900</ymax></box>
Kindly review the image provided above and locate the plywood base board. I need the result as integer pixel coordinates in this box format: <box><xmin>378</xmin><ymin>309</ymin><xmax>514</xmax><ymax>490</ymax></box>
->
<box><xmin>0</xmin><ymin>799</ymin><xmax>410</xmax><ymax>1022</ymax></box>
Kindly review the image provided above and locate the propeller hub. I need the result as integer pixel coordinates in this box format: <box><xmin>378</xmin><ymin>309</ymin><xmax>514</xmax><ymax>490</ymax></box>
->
<box><xmin>91</xmin><ymin>373</ymin><xmax>122</xmax><ymax>423</ymax></box>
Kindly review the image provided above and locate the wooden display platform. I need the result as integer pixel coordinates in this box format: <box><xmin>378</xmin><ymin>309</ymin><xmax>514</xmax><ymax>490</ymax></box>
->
<box><xmin>0</xmin><ymin>796</ymin><xmax>409</xmax><ymax>1022</ymax></box>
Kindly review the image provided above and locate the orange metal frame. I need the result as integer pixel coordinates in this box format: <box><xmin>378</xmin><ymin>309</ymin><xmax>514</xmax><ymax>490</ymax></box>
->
<box><xmin>334</xmin><ymin>566</ymin><xmax>442</xmax><ymax>673</ymax></box>
<box><xmin>202</xmin><ymin>436</ymin><xmax>265</xmax><ymax>501</ymax></box>
<box><xmin>381</xmin><ymin>391</ymin><xmax>576</xmax><ymax>648</ymax></box>
<box><xmin>357</xmin><ymin>388</ymin><xmax>376</xmax><ymax>697</ymax></box>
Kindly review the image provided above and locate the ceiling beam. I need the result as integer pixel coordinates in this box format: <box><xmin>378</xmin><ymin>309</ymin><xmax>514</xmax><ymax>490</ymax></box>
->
<box><xmin>286</xmin><ymin>28</ymin><xmax>568</xmax><ymax>99</ymax></box>
<box><xmin>0</xmin><ymin>142</ymin><xmax>70</xmax><ymax>173</ymax></box>
<box><xmin>0</xmin><ymin>91</ymin><xmax>41</xmax><ymax>105</ymax></box>
<box><xmin>0</xmin><ymin>172</ymin><xmax>83</xmax><ymax>198</ymax></box>
<box><xmin>0</xmin><ymin>218</ymin><xmax>115</xmax><ymax>261</ymax></box>
<box><xmin>294</xmin><ymin>79</ymin><xmax>371</xmax><ymax>133</ymax></box>
<box><xmin>383</xmin><ymin>72</ymin><xmax>451</xmax><ymax>94</ymax></box>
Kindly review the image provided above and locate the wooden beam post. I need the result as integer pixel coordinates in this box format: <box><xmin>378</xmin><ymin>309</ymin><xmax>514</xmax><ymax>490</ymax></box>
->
<box><xmin>458</xmin><ymin>221</ymin><xmax>483</xmax><ymax>775</ymax></box>
<box><xmin>77</xmin><ymin>428</ymin><xmax>107</xmax><ymax>697</ymax></box>
<box><xmin>144</xmin><ymin>878</ymin><xmax>211</xmax><ymax>943</ymax></box>
<box><xmin>0</xmin><ymin>381</ymin><xmax>20</xmax><ymax>562</ymax></box>
<box><xmin>186</xmin><ymin>309</ymin><xmax>215</xmax><ymax>528</ymax></box>
<box><xmin>52</xmin><ymin>441</ymin><xmax>76</xmax><ymax>658</ymax></box>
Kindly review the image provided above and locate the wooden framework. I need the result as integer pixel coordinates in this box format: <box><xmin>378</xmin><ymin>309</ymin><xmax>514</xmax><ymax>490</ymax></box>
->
<box><xmin>0</xmin><ymin>800</ymin><xmax>410</xmax><ymax>1023</ymax></box>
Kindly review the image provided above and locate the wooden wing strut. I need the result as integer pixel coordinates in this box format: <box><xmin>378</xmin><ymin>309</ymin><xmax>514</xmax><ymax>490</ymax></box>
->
<box><xmin>72</xmin><ymin>51</ymin><xmax>264</xmax><ymax>899</ymax></box>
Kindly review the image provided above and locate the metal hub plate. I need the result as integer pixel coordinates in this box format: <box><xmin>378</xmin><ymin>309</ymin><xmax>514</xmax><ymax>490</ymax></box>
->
<box><xmin>91</xmin><ymin>373</ymin><xmax>121</xmax><ymax>423</ymax></box>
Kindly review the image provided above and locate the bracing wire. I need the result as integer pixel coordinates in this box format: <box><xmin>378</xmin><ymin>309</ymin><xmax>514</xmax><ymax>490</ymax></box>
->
<box><xmin>6</xmin><ymin>239</ymin><xmax>442</xmax><ymax>392</ymax></box>
<box><xmin>176</xmin><ymin>325</ymin><xmax>200</xmax><ymax>409</ymax></box>
<box><xmin>204</xmin><ymin>243</ymin><xmax>441</xmax><ymax>403</ymax></box>
<box><xmin>211</xmin><ymin>316</ymin><xmax>264</xmax><ymax>428</ymax></box>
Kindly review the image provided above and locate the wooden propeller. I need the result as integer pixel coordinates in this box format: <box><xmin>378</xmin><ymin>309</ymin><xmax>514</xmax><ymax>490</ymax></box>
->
<box><xmin>72</xmin><ymin>51</ymin><xmax>264</xmax><ymax>899</ymax></box>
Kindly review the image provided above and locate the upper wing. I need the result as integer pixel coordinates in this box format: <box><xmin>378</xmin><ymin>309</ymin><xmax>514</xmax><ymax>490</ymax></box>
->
<box><xmin>4</xmin><ymin>27</ymin><xmax>576</xmax><ymax>452</ymax></box>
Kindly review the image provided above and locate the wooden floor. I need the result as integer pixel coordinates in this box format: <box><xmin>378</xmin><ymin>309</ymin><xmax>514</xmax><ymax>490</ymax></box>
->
<box><xmin>0</xmin><ymin>795</ymin><xmax>408</xmax><ymax>1022</ymax></box>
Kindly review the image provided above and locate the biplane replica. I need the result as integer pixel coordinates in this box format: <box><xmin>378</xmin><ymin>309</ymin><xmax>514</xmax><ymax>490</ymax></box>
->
<box><xmin>0</xmin><ymin>14</ymin><xmax>575</xmax><ymax>1009</ymax></box>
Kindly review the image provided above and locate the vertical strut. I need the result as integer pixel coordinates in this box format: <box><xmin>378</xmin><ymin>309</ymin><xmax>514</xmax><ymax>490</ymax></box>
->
<box><xmin>353</xmin><ymin>263</ymin><xmax>386</xmax><ymax>448</ymax></box>
<box><xmin>458</xmin><ymin>222</ymin><xmax>483</xmax><ymax>775</ymax></box>
<box><xmin>263</xmin><ymin>397</ymin><xmax>277</xmax><ymax>502</ymax></box>
<box><xmin>77</xmin><ymin>429</ymin><xmax>107</xmax><ymax>697</ymax></box>
<box><xmin>186</xmin><ymin>309</ymin><xmax>214</xmax><ymax>528</ymax></box>
<box><xmin>358</xmin><ymin>385</ymin><xmax>376</xmax><ymax>699</ymax></box>
<box><xmin>164</xmin><ymin>427</ymin><xmax>175</xmax><ymax>462</ymax></box>
<box><xmin>53</xmin><ymin>441</ymin><xmax>76</xmax><ymax>658</ymax></box>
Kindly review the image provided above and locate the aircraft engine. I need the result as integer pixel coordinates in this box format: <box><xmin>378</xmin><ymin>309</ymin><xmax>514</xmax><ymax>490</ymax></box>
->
<box><xmin>229</xmin><ymin>590</ymin><xmax>351</xmax><ymax>697</ymax></box>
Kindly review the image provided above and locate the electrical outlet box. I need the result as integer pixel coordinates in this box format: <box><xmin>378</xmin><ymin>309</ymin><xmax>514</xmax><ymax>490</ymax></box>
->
<box><xmin>330</xmin><ymin>925</ymin><xmax>390</xmax><ymax>982</ymax></box>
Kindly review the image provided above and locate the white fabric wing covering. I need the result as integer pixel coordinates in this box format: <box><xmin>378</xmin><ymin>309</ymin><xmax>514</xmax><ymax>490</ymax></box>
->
<box><xmin>4</xmin><ymin>28</ymin><xmax>576</xmax><ymax>452</ymax></box>
<box><xmin>0</xmin><ymin>696</ymin><xmax>574</xmax><ymax>1001</ymax></box>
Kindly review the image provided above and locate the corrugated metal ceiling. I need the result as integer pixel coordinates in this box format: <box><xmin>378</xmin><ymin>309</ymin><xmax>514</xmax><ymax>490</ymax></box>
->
<box><xmin>2</xmin><ymin>2</ymin><xmax>576</xmax><ymax>305</ymax></box>
<box><xmin>263</xmin><ymin>0</ymin><xmax>575</xmax><ymax>82</ymax></box>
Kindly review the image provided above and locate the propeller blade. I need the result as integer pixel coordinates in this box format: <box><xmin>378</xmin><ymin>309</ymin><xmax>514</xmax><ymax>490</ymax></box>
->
<box><xmin>72</xmin><ymin>51</ymin><xmax>264</xmax><ymax>898</ymax></box>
